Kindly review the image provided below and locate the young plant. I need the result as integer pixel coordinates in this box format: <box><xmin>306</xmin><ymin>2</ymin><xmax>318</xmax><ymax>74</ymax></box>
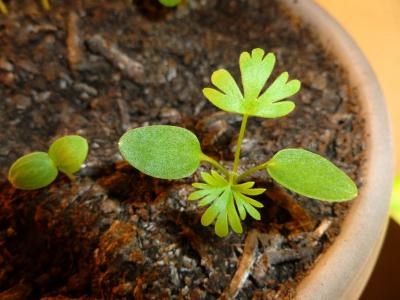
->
<box><xmin>119</xmin><ymin>48</ymin><xmax>358</xmax><ymax>237</ymax></box>
<box><xmin>8</xmin><ymin>135</ymin><xmax>88</xmax><ymax>190</ymax></box>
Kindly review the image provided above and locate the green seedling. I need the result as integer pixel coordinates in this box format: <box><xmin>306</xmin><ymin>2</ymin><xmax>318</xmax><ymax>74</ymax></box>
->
<box><xmin>8</xmin><ymin>135</ymin><xmax>88</xmax><ymax>190</ymax></box>
<box><xmin>120</xmin><ymin>48</ymin><xmax>357</xmax><ymax>237</ymax></box>
<box><xmin>158</xmin><ymin>0</ymin><xmax>181</xmax><ymax>7</ymax></box>
<box><xmin>390</xmin><ymin>176</ymin><xmax>400</xmax><ymax>225</ymax></box>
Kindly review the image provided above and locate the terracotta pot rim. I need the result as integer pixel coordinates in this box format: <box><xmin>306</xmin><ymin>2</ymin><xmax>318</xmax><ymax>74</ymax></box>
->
<box><xmin>281</xmin><ymin>1</ymin><xmax>394</xmax><ymax>299</ymax></box>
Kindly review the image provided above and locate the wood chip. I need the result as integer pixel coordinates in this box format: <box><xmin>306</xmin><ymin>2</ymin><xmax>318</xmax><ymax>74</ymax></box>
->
<box><xmin>87</xmin><ymin>34</ymin><xmax>145</xmax><ymax>83</ymax></box>
<box><xmin>219</xmin><ymin>230</ymin><xmax>259</xmax><ymax>300</ymax></box>
<box><xmin>66</xmin><ymin>11</ymin><xmax>83</xmax><ymax>69</ymax></box>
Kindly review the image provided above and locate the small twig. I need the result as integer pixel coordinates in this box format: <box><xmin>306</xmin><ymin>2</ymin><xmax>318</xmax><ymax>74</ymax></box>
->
<box><xmin>219</xmin><ymin>230</ymin><xmax>259</xmax><ymax>300</ymax></box>
<box><xmin>265</xmin><ymin>246</ymin><xmax>315</xmax><ymax>266</ymax></box>
<box><xmin>311</xmin><ymin>218</ymin><xmax>332</xmax><ymax>241</ymax></box>
<box><xmin>265</xmin><ymin>185</ymin><xmax>314</xmax><ymax>231</ymax></box>
<box><xmin>116</xmin><ymin>98</ymin><xmax>131</xmax><ymax>131</ymax></box>
<box><xmin>66</xmin><ymin>11</ymin><xmax>83</xmax><ymax>70</ymax></box>
<box><xmin>87</xmin><ymin>34</ymin><xmax>145</xmax><ymax>83</ymax></box>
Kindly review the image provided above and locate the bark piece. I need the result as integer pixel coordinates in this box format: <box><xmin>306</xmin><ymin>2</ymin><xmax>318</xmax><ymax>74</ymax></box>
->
<box><xmin>87</xmin><ymin>34</ymin><xmax>145</xmax><ymax>83</ymax></box>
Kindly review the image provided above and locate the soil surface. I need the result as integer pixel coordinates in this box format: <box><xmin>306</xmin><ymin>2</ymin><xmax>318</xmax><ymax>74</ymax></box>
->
<box><xmin>0</xmin><ymin>0</ymin><xmax>366</xmax><ymax>299</ymax></box>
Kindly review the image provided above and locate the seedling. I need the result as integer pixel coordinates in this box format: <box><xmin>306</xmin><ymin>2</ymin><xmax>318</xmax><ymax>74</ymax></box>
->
<box><xmin>122</xmin><ymin>48</ymin><xmax>356</xmax><ymax>237</ymax></box>
<box><xmin>8</xmin><ymin>135</ymin><xmax>88</xmax><ymax>190</ymax></box>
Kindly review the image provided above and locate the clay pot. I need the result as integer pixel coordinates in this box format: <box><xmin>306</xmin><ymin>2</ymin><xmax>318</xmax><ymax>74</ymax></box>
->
<box><xmin>282</xmin><ymin>1</ymin><xmax>394</xmax><ymax>299</ymax></box>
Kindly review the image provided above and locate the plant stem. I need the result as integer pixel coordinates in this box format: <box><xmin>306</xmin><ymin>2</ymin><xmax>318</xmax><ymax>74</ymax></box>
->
<box><xmin>62</xmin><ymin>171</ymin><xmax>76</xmax><ymax>181</ymax></box>
<box><xmin>200</xmin><ymin>154</ymin><xmax>230</xmax><ymax>178</ymax></box>
<box><xmin>236</xmin><ymin>161</ymin><xmax>270</xmax><ymax>183</ymax></box>
<box><xmin>232</xmin><ymin>114</ymin><xmax>249</xmax><ymax>174</ymax></box>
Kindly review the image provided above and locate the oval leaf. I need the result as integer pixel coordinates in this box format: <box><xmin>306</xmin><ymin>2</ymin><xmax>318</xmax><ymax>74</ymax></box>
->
<box><xmin>48</xmin><ymin>135</ymin><xmax>89</xmax><ymax>175</ymax></box>
<box><xmin>8</xmin><ymin>152</ymin><xmax>58</xmax><ymax>190</ymax></box>
<box><xmin>266</xmin><ymin>149</ymin><xmax>358</xmax><ymax>201</ymax></box>
<box><xmin>119</xmin><ymin>125</ymin><xmax>202</xmax><ymax>179</ymax></box>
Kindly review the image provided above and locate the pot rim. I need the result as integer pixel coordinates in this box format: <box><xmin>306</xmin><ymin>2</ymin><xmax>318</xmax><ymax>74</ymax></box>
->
<box><xmin>281</xmin><ymin>1</ymin><xmax>394</xmax><ymax>299</ymax></box>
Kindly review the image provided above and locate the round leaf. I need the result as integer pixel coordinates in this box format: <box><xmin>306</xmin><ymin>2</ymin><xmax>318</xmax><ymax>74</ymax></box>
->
<box><xmin>8</xmin><ymin>152</ymin><xmax>58</xmax><ymax>190</ymax></box>
<box><xmin>48</xmin><ymin>135</ymin><xmax>89</xmax><ymax>175</ymax></box>
<box><xmin>119</xmin><ymin>125</ymin><xmax>202</xmax><ymax>179</ymax></box>
<box><xmin>266</xmin><ymin>148</ymin><xmax>358</xmax><ymax>201</ymax></box>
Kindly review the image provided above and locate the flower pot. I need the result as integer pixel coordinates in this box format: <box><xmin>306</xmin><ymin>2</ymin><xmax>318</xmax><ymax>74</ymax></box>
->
<box><xmin>0</xmin><ymin>1</ymin><xmax>393</xmax><ymax>299</ymax></box>
<box><xmin>282</xmin><ymin>1</ymin><xmax>394</xmax><ymax>299</ymax></box>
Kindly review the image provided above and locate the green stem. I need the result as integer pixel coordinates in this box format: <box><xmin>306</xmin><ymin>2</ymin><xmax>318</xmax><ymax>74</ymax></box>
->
<box><xmin>232</xmin><ymin>114</ymin><xmax>249</xmax><ymax>174</ymax></box>
<box><xmin>236</xmin><ymin>161</ymin><xmax>270</xmax><ymax>183</ymax></box>
<box><xmin>200</xmin><ymin>154</ymin><xmax>230</xmax><ymax>178</ymax></box>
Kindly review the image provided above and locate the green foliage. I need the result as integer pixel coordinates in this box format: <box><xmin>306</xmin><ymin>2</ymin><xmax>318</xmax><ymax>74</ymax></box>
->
<box><xmin>390</xmin><ymin>176</ymin><xmax>400</xmax><ymax>225</ymax></box>
<box><xmin>119</xmin><ymin>125</ymin><xmax>203</xmax><ymax>180</ymax></box>
<box><xmin>158</xmin><ymin>0</ymin><xmax>181</xmax><ymax>7</ymax></box>
<box><xmin>8</xmin><ymin>152</ymin><xmax>58</xmax><ymax>190</ymax></box>
<box><xmin>118</xmin><ymin>48</ymin><xmax>358</xmax><ymax>237</ymax></box>
<box><xmin>8</xmin><ymin>135</ymin><xmax>88</xmax><ymax>190</ymax></box>
<box><xmin>266</xmin><ymin>149</ymin><xmax>358</xmax><ymax>201</ymax></box>
<box><xmin>203</xmin><ymin>48</ymin><xmax>300</xmax><ymax>119</ymax></box>
<box><xmin>48</xmin><ymin>135</ymin><xmax>88</xmax><ymax>177</ymax></box>
<box><xmin>189</xmin><ymin>171</ymin><xmax>265</xmax><ymax>237</ymax></box>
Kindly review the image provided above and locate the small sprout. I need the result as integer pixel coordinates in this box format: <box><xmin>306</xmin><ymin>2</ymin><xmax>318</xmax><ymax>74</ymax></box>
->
<box><xmin>8</xmin><ymin>135</ymin><xmax>88</xmax><ymax>190</ymax></box>
<box><xmin>48</xmin><ymin>135</ymin><xmax>89</xmax><ymax>180</ymax></box>
<box><xmin>158</xmin><ymin>0</ymin><xmax>181</xmax><ymax>7</ymax></box>
<box><xmin>8</xmin><ymin>152</ymin><xmax>58</xmax><ymax>190</ymax></box>
<box><xmin>119</xmin><ymin>48</ymin><xmax>358</xmax><ymax>237</ymax></box>
<box><xmin>390</xmin><ymin>176</ymin><xmax>400</xmax><ymax>225</ymax></box>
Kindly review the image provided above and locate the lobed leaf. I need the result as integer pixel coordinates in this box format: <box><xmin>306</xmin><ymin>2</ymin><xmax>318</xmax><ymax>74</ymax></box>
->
<box><xmin>8</xmin><ymin>152</ymin><xmax>58</xmax><ymax>190</ymax></box>
<box><xmin>266</xmin><ymin>148</ymin><xmax>358</xmax><ymax>201</ymax></box>
<box><xmin>48</xmin><ymin>135</ymin><xmax>88</xmax><ymax>176</ymax></box>
<box><xmin>240</xmin><ymin>49</ymin><xmax>275</xmax><ymax>101</ymax></box>
<box><xmin>203</xmin><ymin>48</ymin><xmax>301</xmax><ymax>119</ymax></box>
<box><xmin>119</xmin><ymin>125</ymin><xmax>202</xmax><ymax>180</ymax></box>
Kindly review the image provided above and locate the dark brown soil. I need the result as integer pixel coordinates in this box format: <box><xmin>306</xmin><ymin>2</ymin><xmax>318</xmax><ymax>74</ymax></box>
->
<box><xmin>0</xmin><ymin>0</ymin><xmax>366</xmax><ymax>299</ymax></box>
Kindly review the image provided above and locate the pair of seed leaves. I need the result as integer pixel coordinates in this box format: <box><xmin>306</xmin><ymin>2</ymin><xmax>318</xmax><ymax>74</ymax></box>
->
<box><xmin>119</xmin><ymin>125</ymin><xmax>357</xmax><ymax>236</ymax></box>
<box><xmin>118</xmin><ymin>49</ymin><xmax>357</xmax><ymax>237</ymax></box>
<box><xmin>8</xmin><ymin>136</ymin><xmax>88</xmax><ymax>190</ymax></box>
